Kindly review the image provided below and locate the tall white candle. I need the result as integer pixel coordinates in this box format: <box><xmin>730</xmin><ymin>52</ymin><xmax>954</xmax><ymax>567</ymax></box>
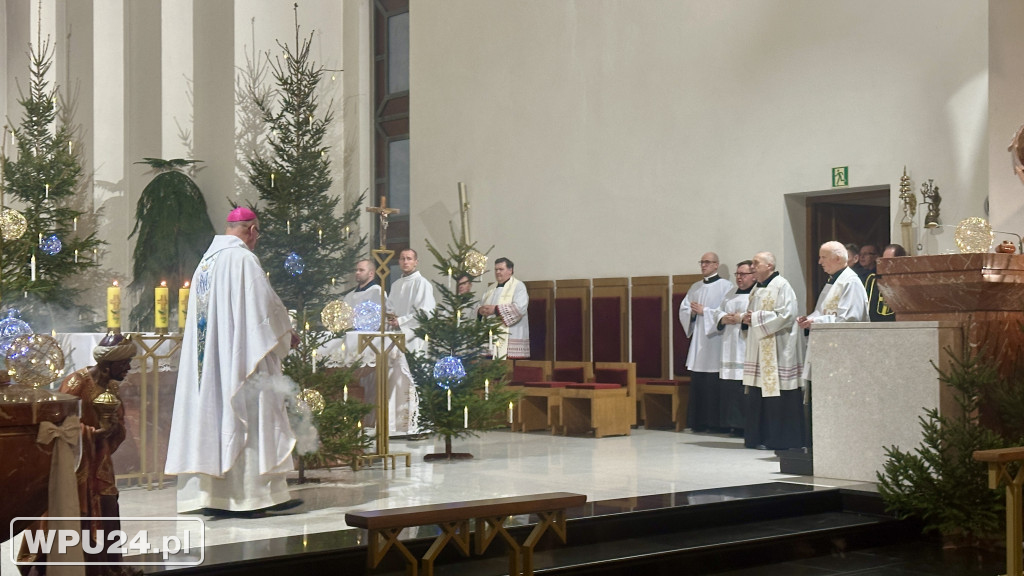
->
<box><xmin>447</xmin><ymin>267</ymin><xmax>452</xmax><ymax>290</ymax></box>
<box><xmin>447</xmin><ymin>388</ymin><xmax>452</xmax><ymax>411</ymax></box>
<box><xmin>74</xmin><ymin>249</ymin><xmax>78</xmax><ymax>263</ymax></box>
<box><xmin>311</xmin><ymin>348</ymin><xmax>317</xmax><ymax>373</ymax></box>
<box><xmin>464</xmin><ymin>406</ymin><xmax>468</xmax><ymax>428</ymax></box>
<box><xmin>508</xmin><ymin>401</ymin><xmax>513</xmax><ymax>423</ymax></box>
<box><xmin>343</xmin><ymin>384</ymin><xmax>348</xmax><ymax>402</ymax></box>
<box><xmin>30</xmin><ymin>255</ymin><xmax>36</xmax><ymax>281</ymax></box>
<box><xmin>73</xmin><ymin>217</ymin><xmax>77</xmax><ymax>231</ymax></box>
<box><xmin>485</xmin><ymin>379</ymin><xmax>489</xmax><ymax>400</ymax></box>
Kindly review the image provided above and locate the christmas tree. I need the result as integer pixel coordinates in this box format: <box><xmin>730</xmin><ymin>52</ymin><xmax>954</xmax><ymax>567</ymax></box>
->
<box><xmin>407</xmin><ymin>231</ymin><xmax>519</xmax><ymax>460</ymax></box>
<box><xmin>244</xmin><ymin>9</ymin><xmax>371</xmax><ymax>468</ymax></box>
<box><xmin>0</xmin><ymin>34</ymin><xmax>103</xmax><ymax>329</ymax></box>
<box><xmin>127</xmin><ymin>159</ymin><xmax>215</xmax><ymax>331</ymax></box>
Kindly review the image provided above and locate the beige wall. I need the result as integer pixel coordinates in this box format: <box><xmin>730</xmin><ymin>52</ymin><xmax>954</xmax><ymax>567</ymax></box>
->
<box><xmin>409</xmin><ymin>0</ymin><xmax>992</xmax><ymax>305</ymax></box>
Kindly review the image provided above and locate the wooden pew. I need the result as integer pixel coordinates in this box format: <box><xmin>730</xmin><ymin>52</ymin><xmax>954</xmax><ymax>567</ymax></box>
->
<box><xmin>345</xmin><ymin>492</ymin><xmax>587</xmax><ymax>576</ymax></box>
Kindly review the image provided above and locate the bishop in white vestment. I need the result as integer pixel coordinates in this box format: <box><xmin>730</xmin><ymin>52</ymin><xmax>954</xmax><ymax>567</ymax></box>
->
<box><xmin>742</xmin><ymin>252</ymin><xmax>805</xmax><ymax>450</ymax></box>
<box><xmin>166</xmin><ymin>208</ymin><xmax>299</xmax><ymax>513</ymax></box>
<box><xmin>476</xmin><ymin>257</ymin><xmax>530</xmax><ymax>358</ymax></box>
<box><xmin>679</xmin><ymin>252</ymin><xmax>733</xmax><ymax>431</ymax></box>
<box><xmin>798</xmin><ymin>241</ymin><xmax>869</xmax><ymax>381</ymax></box>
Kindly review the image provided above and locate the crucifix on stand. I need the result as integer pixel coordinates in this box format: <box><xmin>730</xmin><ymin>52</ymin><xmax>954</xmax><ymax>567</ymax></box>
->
<box><xmin>355</xmin><ymin>195</ymin><xmax>411</xmax><ymax>470</ymax></box>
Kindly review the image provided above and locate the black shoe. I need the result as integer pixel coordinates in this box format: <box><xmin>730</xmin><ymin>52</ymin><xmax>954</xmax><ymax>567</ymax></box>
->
<box><xmin>265</xmin><ymin>498</ymin><xmax>304</xmax><ymax>513</ymax></box>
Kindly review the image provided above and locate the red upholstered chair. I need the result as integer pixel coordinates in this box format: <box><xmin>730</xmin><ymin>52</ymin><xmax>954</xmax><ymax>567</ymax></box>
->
<box><xmin>559</xmin><ymin>362</ymin><xmax>636</xmax><ymax>438</ymax></box>
<box><xmin>516</xmin><ymin>362</ymin><xmax>594</xmax><ymax>434</ymax></box>
<box><xmin>508</xmin><ymin>360</ymin><xmax>552</xmax><ymax>432</ymax></box>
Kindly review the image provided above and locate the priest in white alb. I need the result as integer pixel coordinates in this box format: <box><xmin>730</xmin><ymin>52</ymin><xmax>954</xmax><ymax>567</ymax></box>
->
<box><xmin>798</xmin><ymin>240</ymin><xmax>869</xmax><ymax>381</ymax></box>
<box><xmin>741</xmin><ymin>251</ymin><xmax>805</xmax><ymax>451</ymax></box>
<box><xmin>679</xmin><ymin>252</ymin><xmax>733</xmax><ymax>432</ymax></box>
<box><xmin>386</xmin><ymin>248</ymin><xmax>436</xmax><ymax>433</ymax></box>
<box><xmin>710</xmin><ymin>259</ymin><xmax>756</xmax><ymax>436</ymax></box>
<box><xmin>477</xmin><ymin>257</ymin><xmax>530</xmax><ymax>358</ymax></box>
<box><xmin>165</xmin><ymin>207</ymin><xmax>301</xmax><ymax>514</ymax></box>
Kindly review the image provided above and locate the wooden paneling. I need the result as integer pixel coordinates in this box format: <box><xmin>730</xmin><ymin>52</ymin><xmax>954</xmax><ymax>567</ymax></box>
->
<box><xmin>555</xmin><ymin>279</ymin><xmax>591</xmax><ymax>362</ymax></box>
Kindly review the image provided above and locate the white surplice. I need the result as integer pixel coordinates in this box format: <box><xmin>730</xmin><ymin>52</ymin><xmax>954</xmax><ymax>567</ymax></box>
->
<box><xmin>678</xmin><ymin>276</ymin><xmax>734</xmax><ymax>373</ymax></box>
<box><xmin>165</xmin><ymin>235</ymin><xmax>296</xmax><ymax>512</ymax></box>
<box><xmin>711</xmin><ymin>286</ymin><xmax>752</xmax><ymax>381</ymax></box>
<box><xmin>343</xmin><ymin>281</ymin><xmax>387</xmax><ymax>310</ymax></box>
<box><xmin>742</xmin><ymin>273</ymin><xmax>805</xmax><ymax>397</ymax></box>
<box><xmin>389</xmin><ymin>270</ymin><xmax>436</xmax><ymax>353</ymax></box>
<box><xmin>478</xmin><ymin>276</ymin><xmax>530</xmax><ymax>358</ymax></box>
<box><xmin>802</xmin><ymin>266</ymin><xmax>869</xmax><ymax>380</ymax></box>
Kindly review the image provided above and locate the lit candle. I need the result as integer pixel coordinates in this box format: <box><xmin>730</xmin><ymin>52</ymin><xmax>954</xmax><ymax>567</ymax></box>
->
<box><xmin>447</xmin><ymin>388</ymin><xmax>451</xmax><ymax>411</ymax></box>
<box><xmin>318</xmin><ymin>228</ymin><xmax>323</xmax><ymax>244</ymax></box>
<box><xmin>357</xmin><ymin>420</ymin><xmax>362</xmax><ymax>429</ymax></box>
<box><xmin>344</xmin><ymin>226</ymin><xmax>350</xmax><ymax>238</ymax></box>
<box><xmin>343</xmin><ymin>384</ymin><xmax>348</xmax><ymax>402</ymax></box>
<box><xmin>68</xmin><ymin>141</ymin><xmax>73</xmax><ymax>154</ymax></box>
<box><xmin>287</xmin><ymin>220</ymin><xmax>291</xmax><ymax>234</ymax></box>
<box><xmin>308</xmin><ymin>115</ymin><xmax>313</xmax><ymax>128</ymax></box>
<box><xmin>331</xmin><ymin>277</ymin><xmax>336</xmax><ymax>286</ymax></box>
<box><xmin>73</xmin><ymin>217</ymin><xmax>77</xmax><ymax>231</ymax></box>
<box><xmin>508</xmin><ymin>401</ymin><xmax>514</xmax><ymax>423</ymax></box>
<box><xmin>489</xmin><ymin>329</ymin><xmax>494</xmax><ymax>354</ymax></box>
<box><xmin>179</xmin><ymin>281</ymin><xmax>190</xmax><ymax>329</ymax></box>
<box><xmin>30</xmin><ymin>254</ymin><xmax>36</xmax><ymax>281</ymax></box>
<box><xmin>155</xmin><ymin>281</ymin><xmax>169</xmax><ymax>330</ymax></box>
<box><xmin>271</xmin><ymin>173</ymin><xmax>275</xmax><ymax>187</ymax></box>
<box><xmin>464</xmin><ymin>406</ymin><xmax>468</xmax><ymax>428</ymax></box>
<box><xmin>485</xmin><ymin>379</ymin><xmax>489</xmax><ymax>400</ymax></box>
<box><xmin>447</xmin><ymin>267</ymin><xmax>452</xmax><ymax>290</ymax></box>
<box><xmin>424</xmin><ymin>334</ymin><xmax>429</xmax><ymax>353</ymax></box>
<box><xmin>45</xmin><ymin>184</ymin><xmax>49</xmax><ymax>199</ymax></box>
<box><xmin>74</xmin><ymin>249</ymin><xmax>78</xmax><ymax>263</ymax></box>
<box><xmin>304</xmin><ymin>321</ymin><xmax>310</xmax><ymax>332</ymax></box>
<box><xmin>456</xmin><ymin>309</ymin><xmax>461</xmax><ymax>323</ymax></box>
<box><xmin>51</xmin><ymin>329</ymin><xmax>56</xmax><ymax>339</ymax></box>
<box><xmin>93</xmin><ymin>248</ymin><xmax>98</xmax><ymax>263</ymax></box>
<box><xmin>107</xmin><ymin>281</ymin><xmax>121</xmax><ymax>330</ymax></box>
<box><xmin>311</xmin><ymin>349</ymin><xmax>317</xmax><ymax>373</ymax></box>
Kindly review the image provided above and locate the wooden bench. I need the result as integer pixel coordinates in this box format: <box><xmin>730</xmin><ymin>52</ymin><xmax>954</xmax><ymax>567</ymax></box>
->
<box><xmin>345</xmin><ymin>492</ymin><xmax>586</xmax><ymax>576</ymax></box>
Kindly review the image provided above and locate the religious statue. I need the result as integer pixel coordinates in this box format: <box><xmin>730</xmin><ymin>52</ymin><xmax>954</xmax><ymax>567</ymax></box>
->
<box><xmin>920</xmin><ymin>179</ymin><xmax>941</xmax><ymax>229</ymax></box>
<box><xmin>18</xmin><ymin>333</ymin><xmax>139</xmax><ymax>575</ymax></box>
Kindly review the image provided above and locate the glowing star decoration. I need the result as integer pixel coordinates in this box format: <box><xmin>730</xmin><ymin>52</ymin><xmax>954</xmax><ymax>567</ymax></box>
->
<box><xmin>321</xmin><ymin>300</ymin><xmax>355</xmax><ymax>332</ymax></box>
<box><xmin>462</xmin><ymin>250</ymin><xmax>488</xmax><ymax>277</ymax></box>
<box><xmin>284</xmin><ymin>252</ymin><xmax>305</xmax><ymax>276</ymax></box>
<box><xmin>433</xmin><ymin>355</ymin><xmax>467</xmax><ymax>388</ymax></box>
<box><xmin>0</xmin><ymin>208</ymin><xmax>28</xmax><ymax>241</ymax></box>
<box><xmin>39</xmin><ymin>234</ymin><xmax>62</xmax><ymax>256</ymax></box>
<box><xmin>5</xmin><ymin>333</ymin><xmax>65</xmax><ymax>388</ymax></box>
<box><xmin>0</xmin><ymin>309</ymin><xmax>33</xmax><ymax>356</ymax></box>
<box><xmin>353</xmin><ymin>301</ymin><xmax>382</xmax><ymax>332</ymax></box>
<box><xmin>297</xmin><ymin>388</ymin><xmax>325</xmax><ymax>415</ymax></box>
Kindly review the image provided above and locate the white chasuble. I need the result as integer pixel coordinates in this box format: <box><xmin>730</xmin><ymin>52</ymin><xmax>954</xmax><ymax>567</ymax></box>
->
<box><xmin>389</xmin><ymin>270</ymin><xmax>436</xmax><ymax>353</ymax></box>
<box><xmin>742</xmin><ymin>273</ymin><xmax>804</xmax><ymax>397</ymax></box>
<box><xmin>712</xmin><ymin>287</ymin><xmax>752</xmax><ymax>381</ymax></box>
<box><xmin>678</xmin><ymin>276</ymin><xmax>733</xmax><ymax>373</ymax></box>
<box><xmin>802</xmin><ymin>266</ymin><xmax>869</xmax><ymax>380</ymax></box>
<box><xmin>166</xmin><ymin>235</ymin><xmax>296</xmax><ymax>512</ymax></box>
<box><xmin>478</xmin><ymin>277</ymin><xmax>530</xmax><ymax>358</ymax></box>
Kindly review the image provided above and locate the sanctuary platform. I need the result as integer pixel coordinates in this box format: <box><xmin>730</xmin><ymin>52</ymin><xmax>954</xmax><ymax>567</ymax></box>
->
<box><xmin>2</xmin><ymin>429</ymin><xmax>1005</xmax><ymax>576</ymax></box>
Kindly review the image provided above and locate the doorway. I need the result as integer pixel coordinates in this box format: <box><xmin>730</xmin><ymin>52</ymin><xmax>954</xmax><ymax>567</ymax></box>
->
<box><xmin>805</xmin><ymin>187</ymin><xmax>890</xmax><ymax>312</ymax></box>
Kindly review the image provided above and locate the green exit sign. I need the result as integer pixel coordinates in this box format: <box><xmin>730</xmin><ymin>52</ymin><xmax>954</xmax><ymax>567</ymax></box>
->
<box><xmin>832</xmin><ymin>166</ymin><xmax>849</xmax><ymax>187</ymax></box>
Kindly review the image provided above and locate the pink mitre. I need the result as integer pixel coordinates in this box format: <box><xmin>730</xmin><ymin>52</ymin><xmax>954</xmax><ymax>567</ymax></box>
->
<box><xmin>227</xmin><ymin>206</ymin><xmax>257</xmax><ymax>222</ymax></box>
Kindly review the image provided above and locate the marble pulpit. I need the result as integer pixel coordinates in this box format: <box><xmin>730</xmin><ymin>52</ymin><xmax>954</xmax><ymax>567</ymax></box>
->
<box><xmin>877</xmin><ymin>253</ymin><xmax>1024</xmax><ymax>377</ymax></box>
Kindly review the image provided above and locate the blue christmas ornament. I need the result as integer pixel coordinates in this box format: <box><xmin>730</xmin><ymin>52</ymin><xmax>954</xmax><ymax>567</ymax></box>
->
<box><xmin>0</xmin><ymin>309</ymin><xmax>33</xmax><ymax>356</ymax></box>
<box><xmin>40</xmin><ymin>234</ymin><xmax>62</xmax><ymax>256</ymax></box>
<box><xmin>284</xmin><ymin>252</ymin><xmax>305</xmax><ymax>276</ymax></box>
<box><xmin>354</xmin><ymin>301</ymin><xmax>382</xmax><ymax>331</ymax></box>
<box><xmin>433</xmin><ymin>355</ymin><xmax>466</xmax><ymax>387</ymax></box>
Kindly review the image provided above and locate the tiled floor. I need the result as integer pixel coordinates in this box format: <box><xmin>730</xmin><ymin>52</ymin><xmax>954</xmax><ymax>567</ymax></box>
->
<box><xmin>3</xmin><ymin>428</ymin><xmax>1002</xmax><ymax>575</ymax></box>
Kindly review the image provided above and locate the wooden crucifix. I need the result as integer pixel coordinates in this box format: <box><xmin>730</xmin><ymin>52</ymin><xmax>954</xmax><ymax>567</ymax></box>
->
<box><xmin>366</xmin><ymin>195</ymin><xmax>400</xmax><ymax>249</ymax></box>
